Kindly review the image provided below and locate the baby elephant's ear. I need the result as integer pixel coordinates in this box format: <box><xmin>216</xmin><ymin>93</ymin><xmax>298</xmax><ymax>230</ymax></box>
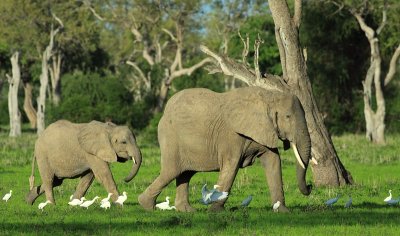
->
<box><xmin>78</xmin><ymin>121</ymin><xmax>117</xmax><ymax>163</ymax></box>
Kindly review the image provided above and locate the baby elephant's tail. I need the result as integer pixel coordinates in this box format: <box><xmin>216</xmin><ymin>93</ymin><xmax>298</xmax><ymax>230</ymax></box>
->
<box><xmin>29</xmin><ymin>155</ymin><xmax>35</xmax><ymax>190</ymax></box>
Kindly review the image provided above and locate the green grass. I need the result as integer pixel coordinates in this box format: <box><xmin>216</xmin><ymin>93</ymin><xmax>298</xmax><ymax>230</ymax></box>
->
<box><xmin>1</xmin><ymin>132</ymin><xmax>400</xmax><ymax>235</ymax></box>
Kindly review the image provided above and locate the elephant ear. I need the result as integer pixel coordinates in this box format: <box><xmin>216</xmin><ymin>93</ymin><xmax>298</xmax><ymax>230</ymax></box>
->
<box><xmin>78</xmin><ymin>121</ymin><xmax>117</xmax><ymax>163</ymax></box>
<box><xmin>226</xmin><ymin>94</ymin><xmax>278</xmax><ymax>148</ymax></box>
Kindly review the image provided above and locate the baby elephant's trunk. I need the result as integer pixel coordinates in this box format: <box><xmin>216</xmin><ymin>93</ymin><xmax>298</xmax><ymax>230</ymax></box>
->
<box><xmin>124</xmin><ymin>145</ymin><xmax>142</xmax><ymax>182</ymax></box>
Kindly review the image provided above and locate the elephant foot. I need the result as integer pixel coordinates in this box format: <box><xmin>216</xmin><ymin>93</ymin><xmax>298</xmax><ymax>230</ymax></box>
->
<box><xmin>176</xmin><ymin>203</ymin><xmax>196</xmax><ymax>212</ymax></box>
<box><xmin>209</xmin><ymin>203</ymin><xmax>225</xmax><ymax>212</ymax></box>
<box><xmin>138</xmin><ymin>193</ymin><xmax>155</xmax><ymax>211</ymax></box>
<box><xmin>277</xmin><ymin>204</ymin><xmax>290</xmax><ymax>213</ymax></box>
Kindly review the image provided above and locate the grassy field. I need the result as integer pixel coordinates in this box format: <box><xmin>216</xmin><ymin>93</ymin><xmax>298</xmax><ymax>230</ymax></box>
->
<box><xmin>0</xmin><ymin>132</ymin><xmax>400</xmax><ymax>235</ymax></box>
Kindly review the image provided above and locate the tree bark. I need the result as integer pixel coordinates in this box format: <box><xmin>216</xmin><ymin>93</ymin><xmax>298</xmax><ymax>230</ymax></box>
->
<box><xmin>49</xmin><ymin>52</ymin><xmax>62</xmax><ymax>106</ymax></box>
<box><xmin>7</xmin><ymin>52</ymin><xmax>22</xmax><ymax>137</ymax></box>
<box><xmin>22</xmin><ymin>81</ymin><xmax>37</xmax><ymax>129</ymax></box>
<box><xmin>37</xmin><ymin>49</ymin><xmax>50</xmax><ymax>135</ymax></box>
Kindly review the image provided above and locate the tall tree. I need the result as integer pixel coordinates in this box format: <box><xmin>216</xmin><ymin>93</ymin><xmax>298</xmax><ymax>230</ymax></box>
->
<box><xmin>85</xmin><ymin>0</ymin><xmax>211</xmax><ymax>112</ymax></box>
<box><xmin>330</xmin><ymin>0</ymin><xmax>400</xmax><ymax>144</ymax></box>
<box><xmin>201</xmin><ymin>0</ymin><xmax>353</xmax><ymax>186</ymax></box>
<box><xmin>6</xmin><ymin>52</ymin><xmax>21</xmax><ymax>137</ymax></box>
<box><xmin>36</xmin><ymin>14</ymin><xmax>64</xmax><ymax>134</ymax></box>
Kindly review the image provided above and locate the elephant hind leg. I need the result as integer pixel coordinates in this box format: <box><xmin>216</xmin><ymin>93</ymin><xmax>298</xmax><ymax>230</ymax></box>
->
<box><xmin>175</xmin><ymin>171</ymin><xmax>196</xmax><ymax>212</ymax></box>
<box><xmin>138</xmin><ymin>170</ymin><xmax>179</xmax><ymax>211</ymax></box>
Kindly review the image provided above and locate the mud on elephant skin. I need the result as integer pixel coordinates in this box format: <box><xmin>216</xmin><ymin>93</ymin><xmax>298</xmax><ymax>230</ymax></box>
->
<box><xmin>26</xmin><ymin>120</ymin><xmax>142</xmax><ymax>205</ymax></box>
<box><xmin>138</xmin><ymin>87</ymin><xmax>316</xmax><ymax>212</ymax></box>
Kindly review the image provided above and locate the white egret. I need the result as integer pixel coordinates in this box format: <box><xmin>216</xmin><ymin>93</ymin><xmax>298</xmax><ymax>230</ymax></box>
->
<box><xmin>384</xmin><ymin>190</ymin><xmax>392</xmax><ymax>202</ymax></box>
<box><xmin>38</xmin><ymin>200</ymin><xmax>52</xmax><ymax>211</ymax></box>
<box><xmin>2</xmin><ymin>190</ymin><xmax>12</xmax><ymax>202</ymax></box>
<box><xmin>68</xmin><ymin>197</ymin><xmax>86</xmax><ymax>206</ymax></box>
<box><xmin>156</xmin><ymin>196</ymin><xmax>174</xmax><ymax>210</ymax></box>
<box><xmin>116</xmin><ymin>192</ymin><xmax>127</xmax><ymax>206</ymax></box>
<box><xmin>80</xmin><ymin>196</ymin><xmax>99</xmax><ymax>209</ymax></box>
<box><xmin>325</xmin><ymin>195</ymin><xmax>340</xmax><ymax>207</ymax></box>
<box><xmin>101</xmin><ymin>193</ymin><xmax>113</xmax><ymax>204</ymax></box>
<box><xmin>100</xmin><ymin>200</ymin><xmax>111</xmax><ymax>210</ymax></box>
<box><xmin>273</xmin><ymin>201</ymin><xmax>281</xmax><ymax>212</ymax></box>
<box><xmin>241</xmin><ymin>195</ymin><xmax>253</xmax><ymax>207</ymax></box>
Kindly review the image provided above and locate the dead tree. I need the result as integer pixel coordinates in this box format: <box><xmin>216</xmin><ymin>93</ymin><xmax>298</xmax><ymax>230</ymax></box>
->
<box><xmin>201</xmin><ymin>0</ymin><xmax>353</xmax><ymax>186</ymax></box>
<box><xmin>6</xmin><ymin>52</ymin><xmax>22</xmax><ymax>137</ymax></box>
<box><xmin>36</xmin><ymin>14</ymin><xmax>64</xmax><ymax>134</ymax></box>
<box><xmin>348</xmin><ymin>3</ymin><xmax>400</xmax><ymax>144</ymax></box>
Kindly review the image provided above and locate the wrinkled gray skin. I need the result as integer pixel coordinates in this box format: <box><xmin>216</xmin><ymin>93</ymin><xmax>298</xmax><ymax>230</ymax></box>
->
<box><xmin>26</xmin><ymin>120</ymin><xmax>142</xmax><ymax>205</ymax></box>
<box><xmin>138</xmin><ymin>87</ymin><xmax>312</xmax><ymax>212</ymax></box>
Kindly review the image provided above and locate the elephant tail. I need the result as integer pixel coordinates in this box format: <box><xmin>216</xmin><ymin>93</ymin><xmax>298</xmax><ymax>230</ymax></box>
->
<box><xmin>29</xmin><ymin>155</ymin><xmax>35</xmax><ymax>190</ymax></box>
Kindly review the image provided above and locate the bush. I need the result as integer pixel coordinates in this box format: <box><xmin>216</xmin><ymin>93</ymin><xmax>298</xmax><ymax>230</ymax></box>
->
<box><xmin>47</xmin><ymin>71</ymin><xmax>134</xmax><ymax>126</ymax></box>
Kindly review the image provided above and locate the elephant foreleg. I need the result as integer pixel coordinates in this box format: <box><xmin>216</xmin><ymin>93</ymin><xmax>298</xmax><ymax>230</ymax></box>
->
<box><xmin>90</xmin><ymin>159</ymin><xmax>119</xmax><ymax>201</ymax></box>
<box><xmin>175</xmin><ymin>171</ymin><xmax>196</xmax><ymax>212</ymax></box>
<box><xmin>72</xmin><ymin>171</ymin><xmax>94</xmax><ymax>200</ymax></box>
<box><xmin>209</xmin><ymin>164</ymin><xmax>240</xmax><ymax>212</ymax></box>
<box><xmin>259</xmin><ymin>148</ymin><xmax>289</xmax><ymax>212</ymax></box>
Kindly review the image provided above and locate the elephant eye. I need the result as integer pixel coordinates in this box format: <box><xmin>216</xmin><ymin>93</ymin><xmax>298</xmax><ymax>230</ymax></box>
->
<box><xmin>121</xmin><ymin>140</ymin><xmax>127</xmax><ymax>144</ymax></box>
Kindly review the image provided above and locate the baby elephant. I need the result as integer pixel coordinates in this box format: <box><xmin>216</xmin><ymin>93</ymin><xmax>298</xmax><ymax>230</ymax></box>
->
<box><xmin>26</xmin><ymin>120</ymin><xmax>142</xmax><ymax>205</ymax></box>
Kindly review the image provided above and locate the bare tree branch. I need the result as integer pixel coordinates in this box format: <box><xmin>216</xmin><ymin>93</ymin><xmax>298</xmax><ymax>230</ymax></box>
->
<box><xmin>254</xmin><ymin>34</ymin><xmax>264</xmax><ymax>80</ymax></box>
<box><xmin>376</xmin><ymin>4</ymin><xmax>387</xmax><ymax>35</ymax></box>
<box><xmin>162</xmin><ymin>28</ymin><xmax>177</xmax><ymax>42</ymax></box>
<box><xmin>238</xmin><ymin>31</ymin><xmax>249</xmax><ymax>65</ymax></box>
<box><xmin>384</xmin><ymin>44</ymin><xmax>400</xmax><ymax>86</ymax></box>
<box><xmin>293</xmin><ymin>0</ymin><xmax>302</xmax><ymax>28</ymax></box>
<box><xmin>169</xmin><ymin>57</ymin><xmax>213</xmax><ymax>82</ymax></box>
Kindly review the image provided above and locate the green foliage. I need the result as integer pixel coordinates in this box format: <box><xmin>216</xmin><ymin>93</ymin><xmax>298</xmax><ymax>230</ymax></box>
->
<box><xmin>301</xmin><ymin>1</ymin><xmax>370</xmax><ymax>134</ymax></box>
<box><xmin>46</xmin><ymin>72</ymin><xmax>134</xmax><ymax>126</ymax></box>
<box><xmin>1</xmin><ymin>133</ymin><xmax>400</xmax><ymax>234</ymax></box>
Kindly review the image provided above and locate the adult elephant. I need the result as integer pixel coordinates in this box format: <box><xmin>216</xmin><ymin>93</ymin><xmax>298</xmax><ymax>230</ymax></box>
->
<box><xmin>26</xmin><ymin>120</ymin><xmax>142</xmax><ymax>205</ymax></box>
<box><xmin>138</xmin><ymin>87</ymin><xmax>316</xmax><ymax>212</ymax></box>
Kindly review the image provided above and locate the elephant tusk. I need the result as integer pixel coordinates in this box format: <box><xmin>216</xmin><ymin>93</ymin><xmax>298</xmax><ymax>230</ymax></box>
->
<box><xmin>132</xmin><ymin>156</ymin><xmax>137</xmax><ymax>165</ymax></box>
<box><xmin>311</xmin><ymin>157</ymin><xmax>318</xmax><ymax>165</ymax></box>
<box><xmin>292</xmin><ymin>144</ymin><xmax>305</xmax><ymax>169</ymax></box>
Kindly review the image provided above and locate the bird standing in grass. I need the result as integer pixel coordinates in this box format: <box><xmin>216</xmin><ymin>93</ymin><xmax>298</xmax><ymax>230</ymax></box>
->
<box><xmin>80</xmin><ymin>196</ymin><xmax>99</xmax><ymax>209</ymax></box>
<box><xmin>101</xmin><ymin>193</ymin><xmax>113</xmax><ymax>204</ymax></box>
<box><xmin>344</xmin><ymin>197</ymin><xmax>352</xmax><ymax>208</ymax></box>
<box><xmin>38</xmin><ymin>200</ymin><xmax>51</xmax><ymax>211</ymax></box>
<box><xmin>325</xmin><ymin>195</ymin><xmax>340</xmax><ymax>207</ymax></box>
<box><xmin>156</xmin><ymin>196</ymin><xmax>175</xmax><ymax>210</ymax></box>
<box><xmin>68</xmin><ymin>197</ymin><xmax>86</xmax><ymax>206</ymax></box>
<box><xmin>273</xmin><ymin>201</ymin><xmax>281</xmax><ymax>212</ymax></box>
<box><xmin>100</xmin><ymin>200</ymin><xmax>111</xmax><ymax>210</ymax></box>
<box><xmin>116</xmin><ymin>192</ymin><xmax>127</xmax><ymax>206</ymax></box>
<box><xmin>384</xmin><ymin>190</ymin><xmax>392</xmax><ymax>202</ymax></box>
<box><xmin>2</xmin><ymin>190</ymin><xmax>12</xmax><ymax>202</ymax></box>
<box><xmin>241</xmin><ymin>195</ymin><xmax>253</xmax><ymax>207</ymax></box>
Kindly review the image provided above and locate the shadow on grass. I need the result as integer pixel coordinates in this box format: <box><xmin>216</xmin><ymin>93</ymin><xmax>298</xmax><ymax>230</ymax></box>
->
<box><xmin>1</xmin><ymin>208</ymin><xmax>399</xmax><ymax>234</ymax></box>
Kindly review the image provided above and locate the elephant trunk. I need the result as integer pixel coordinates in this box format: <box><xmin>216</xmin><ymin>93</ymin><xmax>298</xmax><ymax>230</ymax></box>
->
<box><xmin>124</xmin><ymin>144</ymin><xmax>142</xmax><ymax>182</ymax></box>
<box><xmin>293</xmin><ymin>109</ymin><xmax>312</xmax><ymax>196</ymax></box>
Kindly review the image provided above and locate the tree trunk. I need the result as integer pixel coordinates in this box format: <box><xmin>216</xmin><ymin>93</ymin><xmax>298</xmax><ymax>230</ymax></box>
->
<box><xmin>7</xmin><ymin>52</ymin><xmax>22</xmax><ymax>137</ymax></box>
<box><xmin>22</xmin><ymin>81</ymin><xmax>37</xmax><ymax>129</ymax></box>
<box><xmin>49</xmin><ymin>53</ymin><xmax>62</xmax><ymax>106</ymax></box>
<box><xmin>37</xmin><ymin>49</ymin><xmax>50</xmax><ymax>135</ymax></box>
<box><xmin>268</xmin><ymin>0</ymin><xmax>352</xmax><ymax>186</ymax></box>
